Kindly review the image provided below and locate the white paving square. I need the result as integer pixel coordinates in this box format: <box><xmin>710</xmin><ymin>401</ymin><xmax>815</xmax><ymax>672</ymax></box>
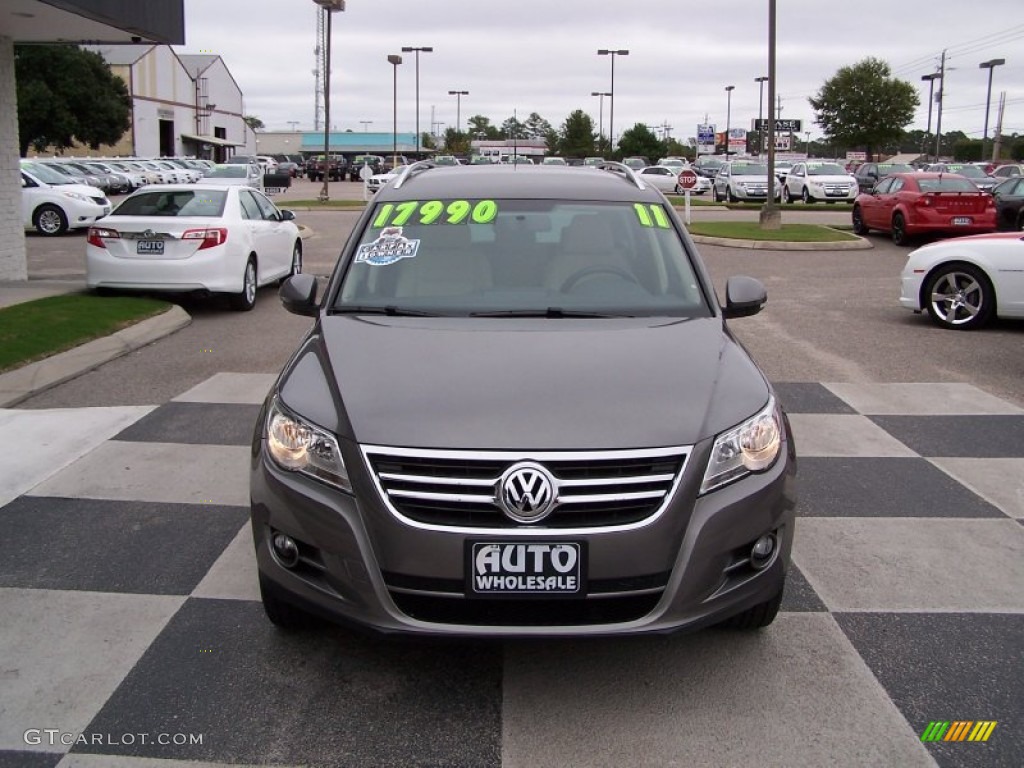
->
<box><xmin>929</xmin><ymin>458</ymin><xmax>1024</xmax><ymax>519</ymax></box>
<box><xmin>502</xmin><ymin>613</ymin><xmax>933</xmax><ymax>768</ymax></box>
<box><xmin>26</xmin><ymin>442</ymin><xmax>250</xmax><ymax>507</ymax></box>
<box><xmin>191</xmin><ymin>524</ymin><xmax>260</xmax><ymax>601</ymax></box>
<box><xmin>0</xmin><ymin>406</ymin><xmax>154</xmax><ymax>508</ymax></box>
<box><xmin>824</xmin><ymin>382</ymin><xmax>1023</xmax><ymax>415</ymax></box>
<box><xmin>787</xmin><ymin>414</ymin><xmax>917</xmax><ymax>457</ymax></box>
<box><xmin>0</xmin><ymin>589</ymin><xmax>183</xmax><ymax>752</ymax></box>
<box><xmin>793</xmin><ymin>518</ymin><xmax>1024</xmax><ymax>612</ymax></box>
<box><xmin>172</xmin><ymin>373</ymin><xmax>277</xmax><ymax>405</ymax></box>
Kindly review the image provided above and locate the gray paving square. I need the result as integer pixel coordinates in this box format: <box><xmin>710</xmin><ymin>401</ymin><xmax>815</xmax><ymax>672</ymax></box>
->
<box><xmin>172</xmin><ymin>373</ymin><xmax>277</xmax><ymax>405</ymax></box>
<box><xmin>0</xmin><ymin>589</ymin><xmax>183</xmax><ymax>752</ymax></box>
<box><xmin>190</xmin><ymin>524</ymin><xmax>260</xmax><ymax>601</ymax></box>
<box><xmin>797</xmin><ymin>457</ymin><xmax>1005</xmax><ymax>518</ymax></box>
<box><xmin>929</xmin><ymin>458</ymin><xmax>1024</xmax><ymax>519</ymax></box>
<box><xmin>825</xmin><ymin>382</ymin><xmax>1023</xmax><ymax>415</ymax></box>
<box><xmin>0</xmin><ymin>753</ymin><xmax>61</xmax><ymax>767</ymax></box>
<box><xmin>787</xmin><ymin>414</ymin><xmax>917</xmax><ymax>457</ymax></box>
<box><xmin>58</xmin><ymin>756</ymin><xmax>301</xmax><ymax>768</ymax></box>
<box><xmin>111</xmin><ymin>402</ymin><xmax>261</xmax><ymax>446</ymax></box>
<box><xmin>27</xmin><ymin>443</ymin><xmax>250</xmax><ymax>507</ymax></box>
<box><xmin>870</xmin><ymin>415</ymin><xmax>1024</xmax><ymax>458</ymax></box>
<box><xmin>0</xmin><ymin>497</ymin><xmax>247</xmax><ymax>594</ymax></box>
<box><xmin>502</xmin><ymin>614</ymin><xmax>932</xmax><ymax>768</ymax></box>
<box><xmin>75</xmin><ymin>599</ymin><xmax>502</xmax><ymax>767</ymax></box>
<box><xmin>793</xmin><ymin>518</ymin><xmax>1024</xmax><ymax>612</ymax></box>
<box><xmin>770</xmin><ymin>382</ymin><xmax>857</xmax><ymax>414</ymax></box>
<box><xmin>836</xmin><ymin>613</ymin><xmax>1023</xmax><ymax>768</ymax></box>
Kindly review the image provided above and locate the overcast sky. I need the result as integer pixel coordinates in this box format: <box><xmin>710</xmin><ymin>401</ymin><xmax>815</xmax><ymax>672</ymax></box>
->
<box><xmin>181</xmin><ymin>0</ymin><xmax>1024</xmax><ymax>143</ymax></box>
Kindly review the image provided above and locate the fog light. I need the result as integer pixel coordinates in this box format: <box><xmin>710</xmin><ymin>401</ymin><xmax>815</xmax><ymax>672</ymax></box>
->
<box><xmin>750</xmin><ymin>534</ymin><xmax>776</xmax><ymax>570</ymax></box>
<box><xmin>272</xmin><ymin>532</ymin><xmax>300</xmax><ymax>569</ymax></box>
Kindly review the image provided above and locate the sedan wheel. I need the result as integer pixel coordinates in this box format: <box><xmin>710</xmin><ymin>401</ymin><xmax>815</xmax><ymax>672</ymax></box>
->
<box><xmin>852</xmin><ymin>206</ymin><xmax>869</xmax><ymax>235</ymax></box>
<box><xmin>891</xmin><ymin>213</ymin><xmax>909</xmax><ymax>246</ymax></box>
<box><xmin>33</xmin><ymin>204</ymin><xmax>69</xmax><ymax>236</ymax></box>
<box><xmin>281</xmin><ymin>242</ymin><xmax>302</xmax><ymax>285</ymax></box>
<box><xmin>231</xmin><ymin>257</ymin><xmax>257</xmax><ymax>312</ymax></box>
<box><xmin>924</xmin><ymin>264</ymin><xmax>994</xmax><ymax>330</ymax></box>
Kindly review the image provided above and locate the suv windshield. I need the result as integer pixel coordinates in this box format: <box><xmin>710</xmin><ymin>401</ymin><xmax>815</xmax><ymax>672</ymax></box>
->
<box><xmin>335</xmin><ymin>199</ymin><xmax>709</xmax><ymax>318</ymax></box>
<box><xmin>807</xmin><ymin>163</ymin><xmax>847</xmax><ymax>175</ymax></box>
<box><xmin>21</xmin><ymin>161</ymin><xmax>74</xmax><ymax>185</ymax></box>
<box><xmin>731</xmin><ymin>163</ymin><xmax>768</xmax><ymax>176</ymax></box>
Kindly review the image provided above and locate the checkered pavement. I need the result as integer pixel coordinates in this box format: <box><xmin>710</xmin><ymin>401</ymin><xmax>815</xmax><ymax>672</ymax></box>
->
<box><xmin>1</xmin><ymin>375</ymin><xmax>1021</xmax><ymax>768</ymax></box>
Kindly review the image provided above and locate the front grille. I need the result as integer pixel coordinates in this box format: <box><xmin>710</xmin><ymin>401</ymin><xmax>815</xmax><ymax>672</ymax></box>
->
<box><xmin>390</xmin><ymin>592</ymin><xmax>662</xmax><ymax>626</ymax></box>
<box><xmin>362</xmin><ymin>446</ymin><xmax>689</xmax><ymax>530</ymax></box>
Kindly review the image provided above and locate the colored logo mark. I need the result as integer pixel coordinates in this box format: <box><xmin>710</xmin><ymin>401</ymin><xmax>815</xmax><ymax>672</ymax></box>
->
<box><xmin>921</xmin><ymin>721</ymin><xmax>997</xmax><ymax>742</ymax></box>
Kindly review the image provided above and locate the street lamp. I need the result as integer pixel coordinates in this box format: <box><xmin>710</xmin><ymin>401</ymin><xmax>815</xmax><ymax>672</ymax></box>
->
<box><xmin>448</xmin><ymin>90</ymin><xmax>468</xmax><ymax>134</ymax></box>
<box><xmin>388</xmin><ymin>54</ymin><xmax>402</xmax><ymax>167</ymax></box>
<box><xmin>755</xmin><ymin>76</ymin><xmax>769</xmax><ymax>156</ymax></box>
<box><xmin>979</xmin><ymin>58</ymin><xmax>1005</xmax><ymax>163</ymax></box>
<box><xmin>359</xmin><ymin>120</ymin><xmax>373</xmax><ymax>132</ymax></box>
<box><xmin>401</xmin><ymin>46</ymin><xmax>433</xmax><ymax>158</ymax></box>
<box><xmin>921</xmin><ymin>72</ymin><xmax>941</xmax><ymax>159</ymax></box>
<box><xmin>312</xmin><ymin>0</ymin><xmax>345</xmax><ymax>202</ymax></box>
<box><xmin>591</xmin><ymin>91</ymin><xmax>611</xmax><ymax>154</ymax></box>
<box><xmin>724</xmin><ymin>85</ymin><xmax>735</xmax><ymax>157</ymax></box>
<box><xmin>597</xmin><ymin>49</ymin><xmax>628</xmax><ymax>157</ymax></box>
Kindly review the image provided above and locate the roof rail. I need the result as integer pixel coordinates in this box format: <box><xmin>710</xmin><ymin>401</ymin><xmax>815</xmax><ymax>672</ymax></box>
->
<box><xmin>394</xmin><ymin>160</ymin><xmax>437</xmax><ymax>190</ymax></box>
<box><xmin>597</xmin><ymin>161</ymin><xmax>646</xmax><ymax>191</ymax></box>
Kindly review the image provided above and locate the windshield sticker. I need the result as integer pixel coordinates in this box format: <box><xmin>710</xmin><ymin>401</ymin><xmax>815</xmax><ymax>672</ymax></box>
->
<box><xmin>634</xmin><ymin>203</ymin><xmax>671</xmax><ymax>229</ymax></box>
<box><xmin>371</xmin><ymin>199</ymin><xmax>499</xmax><ymax>228</ymax></box>
<box><xmin>354</xmin><ymin>227</ymin><xmax>420</xmax><ymax>266</ymax></box>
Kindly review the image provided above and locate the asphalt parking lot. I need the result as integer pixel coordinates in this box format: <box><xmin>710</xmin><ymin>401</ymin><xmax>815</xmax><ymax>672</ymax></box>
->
<box><xmin>2</xmin><ymin>189</ymin><xmax>1022</xmax><ymax>767</ymax></box>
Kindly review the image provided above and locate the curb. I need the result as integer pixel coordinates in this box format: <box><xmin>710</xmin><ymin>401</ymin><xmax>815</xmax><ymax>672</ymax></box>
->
<box><xmin>688</xmin><ymin>233</ymin><xmax>873</xmax><ymax>250</ymax></box>
<box><xmin>0</xmin><ymin>304</ymin><xmax>192</xmax><ymax>407</ymax></box>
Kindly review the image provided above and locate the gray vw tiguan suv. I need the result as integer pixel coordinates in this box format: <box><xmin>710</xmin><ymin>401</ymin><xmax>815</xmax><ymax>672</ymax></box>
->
<box><xmin>251</xmin><ymin>162</ymin><xmax>796</xmax><ymax>636</ymax></box>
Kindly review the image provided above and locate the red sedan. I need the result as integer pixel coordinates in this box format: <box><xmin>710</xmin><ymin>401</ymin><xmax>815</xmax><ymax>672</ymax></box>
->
<box><xmin>852</xmin><ymin>172</ymin><xmax>996</xmax><ymax>245</ymax></box>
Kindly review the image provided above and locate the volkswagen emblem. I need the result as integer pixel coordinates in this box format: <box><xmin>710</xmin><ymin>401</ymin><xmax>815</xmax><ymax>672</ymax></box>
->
<box><xmin>497</xmin><ymin>462</ymin><xmax>557</xmax><ymax>523</ymax></box>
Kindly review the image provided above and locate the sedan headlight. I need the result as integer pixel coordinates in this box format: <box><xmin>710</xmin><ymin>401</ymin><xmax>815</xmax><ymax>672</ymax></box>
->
<box><xmin>700</xmin><ymin>397</ymin><xmax>781</xmax><ymax>494</ymax></box>
<box><xmin>266</xmin><ymin>398</ymin><xmax>351</xmax><ymax>492</ymax></box>
<box><xmin>61</xmin><ymin>191</ymin><xmax>92</xmax><ymax>202</ymax></box>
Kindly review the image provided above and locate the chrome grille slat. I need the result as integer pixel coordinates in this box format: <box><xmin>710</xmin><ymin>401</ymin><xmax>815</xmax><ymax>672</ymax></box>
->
<box><xmin>363</xmin><ymin>445</ymin><xmax>690</xmax><ymax>532</ymax></box>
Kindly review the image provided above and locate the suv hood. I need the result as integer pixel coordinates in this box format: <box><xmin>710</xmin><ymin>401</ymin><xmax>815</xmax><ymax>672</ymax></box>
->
<box><xmin>279</xmin><ymin>316</ymin><xmax>770</xmax><ymax>451</ymax></box>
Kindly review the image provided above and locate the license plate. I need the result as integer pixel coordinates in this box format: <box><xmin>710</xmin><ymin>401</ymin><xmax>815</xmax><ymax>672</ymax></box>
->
<box><xmin>952</xmin><ymin>217</ymin><xmax>972</xmax><ymax>226</ymax></box>
<box><xmin>136</xmin><ymin>239</ymin><xmax>164</xmax><ymax>255</ymax></box>
<box><xmin>468</xmin><ymin>542</ymin><xmax>585</xmax><ymax>597</ymax></box>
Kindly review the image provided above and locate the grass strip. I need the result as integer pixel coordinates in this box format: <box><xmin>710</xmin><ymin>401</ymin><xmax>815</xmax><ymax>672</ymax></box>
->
<box><xmin>686</xmin><ymin>222</ymin><xmax>859</xmax><ymax>242</ymax></box>
<box><xmin>0</xmin><ymin>294</ymin><xmax>170</xmax><ymax>372</ymax></box>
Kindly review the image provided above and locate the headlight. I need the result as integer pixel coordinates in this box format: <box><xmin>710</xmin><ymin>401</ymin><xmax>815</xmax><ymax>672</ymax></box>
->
<box><xmin>700</xmin><ymin>397</ymin><xmax>782</xmax><ymax>494</ymax></box>
<box><xmin>61</xmin><ymin>191</ymin><xmax>91</xmax><ymax>202</ymax></box>
<box><xmin>265</xmin><ymin>398</ymin><xmax>351</xmax><ymax>492</ymax></box>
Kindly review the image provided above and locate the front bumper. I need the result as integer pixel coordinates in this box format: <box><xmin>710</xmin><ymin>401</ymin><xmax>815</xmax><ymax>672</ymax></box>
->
<box><xmin>250</xmin><ymin>425</ymin><xmax>797</xmax><ymax>637</ymax></box>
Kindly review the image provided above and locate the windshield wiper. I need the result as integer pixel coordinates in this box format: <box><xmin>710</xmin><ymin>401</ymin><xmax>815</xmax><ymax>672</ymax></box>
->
<box><xmin>469</xmin><ymin>308</ymin><xmax>629</xmax><ymax>318</ymax></box>
<box><xmin>331</xmin><ymin>305</ymin><xmax>442</xmax><ymax>317</ymax></box>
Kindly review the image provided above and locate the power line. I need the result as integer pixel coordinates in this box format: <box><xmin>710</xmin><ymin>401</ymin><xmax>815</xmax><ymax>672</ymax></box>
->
<box><xmin>892</xmin><ymin>24</ymin><xmax>1024</xmax><ymax>76</ymax></box>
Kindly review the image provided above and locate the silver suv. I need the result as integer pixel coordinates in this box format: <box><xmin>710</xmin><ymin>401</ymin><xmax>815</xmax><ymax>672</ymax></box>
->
<box><xmin>252</xmin><ymin>161</ymin><xmax>796</xmax><ymax>637</ymax></box>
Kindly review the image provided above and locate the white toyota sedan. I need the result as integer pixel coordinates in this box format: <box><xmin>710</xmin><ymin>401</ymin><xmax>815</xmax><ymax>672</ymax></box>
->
<box><xmin>86</xmin><ymin>184</ymin><xmax>302</xmax><ymax>311</ymax></box>
<box><xmin>637</xmin><ymin>165</ymin><xmax>712</xmax><ymax>195</ymax></box>
<box><xmin>899</xmin><ymin>232</ymin><xmax>1024</xmax><ymax>329</ymax></box>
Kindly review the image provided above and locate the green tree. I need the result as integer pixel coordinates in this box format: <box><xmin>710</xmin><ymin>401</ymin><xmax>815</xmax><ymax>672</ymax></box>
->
<box><xmin>15</xmin><ymin>44</ymin><xmax>131</xmax><ymax>156</ymax></box>
<box><xmin>617</xmin><ymin>123</ymin><xmax>662</xmax><ymax>161</ymax></box>
<box><xmin>466</xmin><ymin>115</ymin><xmax>501</xmax><ymax>140</ymax></box>
<box><xmin>558</xmin><ymin>110</ymin><xmax>596</xmax><ymax>158</ymax></box>
<box><xmin>808</xmin><ymin>57</ymin><xmax>918</xmax><ymax>161</ymax></box>
<box><xmin>442</xmin><ymin>127</ymin><xmax>470</xmax><ymax>155</ymax></box>
<box><xmin>523</xmin><ymin>112</ymin><xmax>553</xmax><ymax>139</ymax></box>
<box><xmin>501</xmin><ymin>116</ymin><xmax>530</xmax><ymax>140</ymax></box>
<box><xmin>243</xmin><ymin>115</ymin><xmax>264</xmax><ymax>131</ymax></box>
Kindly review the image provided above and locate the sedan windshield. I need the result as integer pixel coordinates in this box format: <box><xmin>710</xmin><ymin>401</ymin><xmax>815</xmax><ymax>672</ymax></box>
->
<box><xmin>945</xmin><ymin>165</ymin><xmax>986</xmax><ymax>178</ymax></box>
<box><xmin>112</xmin><ymin>189</ymin><xmax>227</xmax><ymax>216</ymax></box>
<box><xmin>807</xmin><ymin>164</ymin><xmax>848</xmax><ymax>175</ymax></box>
<box><xmin>21</xmin><ymin>161</ymin><xmax>73</xmax><ymax>185</ymax></box>
<box><xmin>336</xmin><ymin>199</ymin><xmax>710</xmax><ymax>318</ymax></box>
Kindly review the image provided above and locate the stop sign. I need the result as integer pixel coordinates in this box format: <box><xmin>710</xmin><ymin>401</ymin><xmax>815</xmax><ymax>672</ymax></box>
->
<box><xmin>678</xmin><ymin>169</ymin><xmax>699</xmax><ymax>190</ymax></box>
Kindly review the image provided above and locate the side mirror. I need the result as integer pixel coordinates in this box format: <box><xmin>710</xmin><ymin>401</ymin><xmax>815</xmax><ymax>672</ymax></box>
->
<box><xmin>722</xmin><ymin>275</ymin><xmax>767</xmax><ymax>319</ymax></box>
<box><xmin>280</xmin><ymin>209</ymin><xmax>296</xmax><ymax>221</ymax></box>
<box><xmin>279</xmin><ymin>273</ymin><xmax>318</xmax><ymax>317</ymax></box>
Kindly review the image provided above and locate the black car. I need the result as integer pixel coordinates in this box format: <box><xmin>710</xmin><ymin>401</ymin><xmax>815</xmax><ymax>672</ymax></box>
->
<box><xmin>252</xmin><ymin>162</ymin><xmax>796</xmax><ymax>637</ymax></box>
<box><xmin>853</xmin><ymin>162</ymin><xmax>913</xmax><ymax>193</ymax></box>
<box><xmin>992</xmin><ymin>176</ymin><xmax>1024</xmax><ymax>230</ymax></box>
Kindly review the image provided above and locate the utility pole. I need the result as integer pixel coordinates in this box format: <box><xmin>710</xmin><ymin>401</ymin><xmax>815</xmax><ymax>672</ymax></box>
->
<box><xmin>991</xmin><ymin>91</ymin><xmax>1006</xmax><ymax>162</ymax></box>
<box><xmin>934</xmin><ymin>49</ymin><xmax>946</xmax><ymax>160</ymax></box>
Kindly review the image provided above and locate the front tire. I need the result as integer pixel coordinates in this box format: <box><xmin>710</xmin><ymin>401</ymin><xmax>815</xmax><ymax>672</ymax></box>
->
<box><xmin>727</xmin><ymin>187</ymin><xmax>738</xmax><ymax>203</ymax></box>
<box><xmin>231</xmin><ymin>257</ymin><xmax>257</xmax><ymax>311</ymax></box>
<box><xmin>33</xmin><ymin>204</ymin><xmax>68</xmax><ymax>236</ymax></box>
<box><xmin>282</xmin><ymin>241</ymin><xmax>302</xmax><ymax>284</ymax></box>
<box><xmin>852</xmin><ymin>205</ymin><xmax>869</xmax><ymax>235</ymax></box>
<box><xmin>923</xmin><ymin>263</ymin><xmax>995</xmax><ymax>330</ymax></box>
<box><xmin>718</xmin><ymin>586</ymin><xmax>783</xmax><ymax>630</ymax></box>
<box><xmin>259</xmin><ymin>575</ymin><xmax>323</xmax><ymax>631</ymax></box>
<box><xmin>801</xmin><ymin>187</ymin><xmax>815</xmax><ymax>204</ymax></box>
<box><xmin>891</xmin><ymin>212</ymin><xmax>909</xmax><ymax>246</ymax></box>
<box><xmin>782</xmin><ymin>186</ymin><xmax>792</xmax><ymax>204</ymax></box>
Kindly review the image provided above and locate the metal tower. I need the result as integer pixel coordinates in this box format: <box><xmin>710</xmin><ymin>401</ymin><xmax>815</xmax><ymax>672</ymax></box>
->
<box><xmin>313</xmin><ymin>6</ymin><xmax>327</xmax><ymax>131</ymax></box>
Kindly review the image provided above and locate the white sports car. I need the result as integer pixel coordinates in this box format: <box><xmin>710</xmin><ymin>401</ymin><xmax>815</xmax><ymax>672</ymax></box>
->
<box><xmin>899</xmin><ymin>232</ymin><xmax>1024</xmax><ymax>329</ymax></box>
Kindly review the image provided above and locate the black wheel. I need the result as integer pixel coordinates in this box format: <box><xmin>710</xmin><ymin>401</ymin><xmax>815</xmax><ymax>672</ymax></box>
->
<box><xmin>674</xmin><ymin>184</ymin><xmax>682</xmax><ymax>194</ymax></box>
<box><xmin>259</xmin><ymin>575</ymin><xmax>323</xmax><ymax>630</ymax></box>
<box><xmin>231</xmin><ymin>257</ymin><xmax>257</xmax><ymax>311</ymax></box>
<box><xmin>923</xmin><ymin>263</ymin><xmax>995</xmax><ymax>330</ymax></box>
<box><xmin>891</xmin><ymin>212</ymin><xmax>909</xmax><ymax>246</ymax></box>
<box><xmin>280</xmin><ymin>241</ymin><xmax>302</xmax><ymax>285</ymax></box>
<box><xmin>801</xmin><ymin>187</ymin><xmax>815</xmax><ymax>204</ymax></box>
<box><xmin>728</xmin><ymin>187</ymin><xmax>738</xmax><ymax>203</ymax></box>
<box><xmin>782</xmin><ymin>186</ymin><xmax>792</xmax><ymax>204</ymax></box>
<box><xmin>33</xmin><ymin>204</ymin><xmax>68</xmax><ymax>236</ymax></box>
<box><xmin>1017</xmin><ymin>210</ymin><xmax>1024</xmax><ymax>231</ymax></box>
<box><xmin>713</xmin><ymin>185</ymin><xmax>721</xmax><ymax>202</ymax></box>
<box><xmin>560</xmin><ymin>266</ymin><xmax>639</xmax><ymax>292</ymax></box>
<box><xmin>718</xmin><ymin>586</ymin><xmax>783</xmax><ymax>630</ymax></box>
<box><xmin>852</xmin><ymin>205</ymin><xmax>869</xmax><ymax>235</ymax></box>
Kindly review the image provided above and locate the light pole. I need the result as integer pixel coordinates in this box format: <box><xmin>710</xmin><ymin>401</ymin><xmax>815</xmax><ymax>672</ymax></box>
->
<box><xmin>359</xmin><ymin>120</ymin><xmax>373</xmax><ymax>132</ymax></box>
<box><xmin>387</xmin><ymin>54</ymin><xmax>402</xmax><ymax>168</ymax></box>
<box><xmin>979</xmin><ymin>58</ymin><xmax>1005</xmax><ymax>163</ymax></box>
<box><xmin>590</xmin><ymin>91</ymin><xmax>611</xmax><ymax>155</ymax></box>
<box><xmin>448</xmin><ymin>90</ymin><xmax>468</xmax><ymax>135</ymax></box>
<box><xmin>724</xmin><ymin>85</ymin><xmax>735</xmax><ymax>157</ymax></box>
<box><xmin>755</xmin><ymin>76</ymin><xmax>768</xmax><ymax>156</ymax></box>
<box><xmin>597</xmin><ymin>49</ymin><xmax>628</xmax><ymax>157</ymax></box>
<box><xmin>401</xmin><ymin>46</ymin><xmax>433</xmax><ymax>158</ymax></box>
<box><xmin>312</xmin><ymin>0</ymin><xmax>345</xmax><ymax>202</ymax></box>
<box><xmin>759</xmin><ymin>0</ymin><xmax>780</xmax><ymax>230</ymax></box>
<box><xmin>921</xmin><ymin>72</ymin><xmax>940</xmax><ymax>159</ymax></box>
<box><xmin>935</xmin><ymin>49</ymin><xmax>948</xmax><ymax>160</ymax></box>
